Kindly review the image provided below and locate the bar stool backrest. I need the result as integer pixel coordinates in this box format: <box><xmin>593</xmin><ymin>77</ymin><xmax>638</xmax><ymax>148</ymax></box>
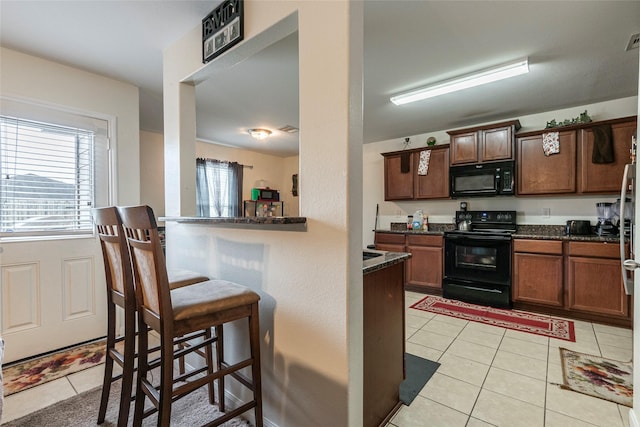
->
<box><xmin>118</xmin><ymin>205</ymin><xmax>172</xmax><ymax>332</ymax></box>
<box><xmin>93</xmin><ymin>207</ymin><xmax>134</xmax><ymax>306</ymax></box>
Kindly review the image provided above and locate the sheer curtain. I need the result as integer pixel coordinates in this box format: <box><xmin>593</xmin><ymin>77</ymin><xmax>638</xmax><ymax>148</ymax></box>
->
<box><xmin>196</xmin><ymin>158</ymin><xmax>243</xmax><ymax>217</ymax></box>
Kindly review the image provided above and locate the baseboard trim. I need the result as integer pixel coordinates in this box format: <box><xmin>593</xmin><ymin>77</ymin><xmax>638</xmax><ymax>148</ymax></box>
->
<box><xmin>630</xmin><ymin>409</ymin><xmax>639</xmax><ymax>427</ymax></box>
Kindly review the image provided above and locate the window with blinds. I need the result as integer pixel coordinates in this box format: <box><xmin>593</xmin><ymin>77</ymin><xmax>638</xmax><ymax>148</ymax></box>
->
<box><xmin>0</xmin><ymin>105</ymin><xmax>108</xmax><ymax>237</ymax></box>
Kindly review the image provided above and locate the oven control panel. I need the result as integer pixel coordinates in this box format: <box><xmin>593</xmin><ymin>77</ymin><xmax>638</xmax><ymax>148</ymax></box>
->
<box><xmin>455</xmin><ymin>210</ymin><xmax>517</xmax><ymax>228</ymax></box>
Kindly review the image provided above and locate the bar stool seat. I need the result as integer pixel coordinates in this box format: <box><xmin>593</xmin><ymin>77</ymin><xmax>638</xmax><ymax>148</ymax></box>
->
<box><xmin>119</xmin><ymin>205</ymin><xmax>263</xmax><ymax>427</ymax></box>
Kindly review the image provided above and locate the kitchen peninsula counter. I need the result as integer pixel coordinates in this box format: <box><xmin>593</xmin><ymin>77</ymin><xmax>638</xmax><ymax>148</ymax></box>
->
<box><xmin>161</xmin><ymin>216</ymin><xmax>307</xmax><ymax>232</ymax></box>
<box><xmin>362</xmin><ymin>250</ymin><xmax>410</xmax><ymax>427</ymax></box>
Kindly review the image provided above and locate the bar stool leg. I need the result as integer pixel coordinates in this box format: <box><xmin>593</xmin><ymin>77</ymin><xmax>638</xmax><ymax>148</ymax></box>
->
<box><xmin>249</xmin><ymin>303</ymin><xmax>264</xmax><ymax>427</ymax></box>
<box><xmin>215</xmin><ymin>325</ymin><xmax>225</xmax><ymax>412</ymax></box>
<box><xmin>205</xmin><ymin>328</ymin><xmax>216</xmax><ymax>405</ymax></box>
<box><xmin>97</xmin><ymin>306</ymin><xmax>115</xmax><ymax>424</ymax></box>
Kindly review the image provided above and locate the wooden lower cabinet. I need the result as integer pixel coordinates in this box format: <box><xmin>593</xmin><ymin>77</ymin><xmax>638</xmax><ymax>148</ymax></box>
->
<box><xmin>566</xmin><ymin>241</ymin><xmax>629</xmax><ymax>319</ymax></box>
<box><xmin>513</xmin><ymin>239</ymin><xmax>631</xmax><ymax>327</ymax></box>
<box><xmin>374</xmin><ymin>232</ymin><xmax>405</xmax><ymax>253</ymax></box>
<box><xmin>513</xmin><ymin>239</ymin><xmax>563</xmax><ymax>307</ymax></box>
<box><xmin>406</xmin><ymin>235</ymin><xmax>443</xmax><ymax>292</ymax></box>
<box><xmin>374</xmin><ymin>232</ymin><xmax>443</xmax><ymax>293</ymax></box>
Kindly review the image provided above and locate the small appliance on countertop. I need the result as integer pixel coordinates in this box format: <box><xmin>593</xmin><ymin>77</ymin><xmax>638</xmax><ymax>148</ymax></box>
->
<box><xmin>565</xmin><ymin>220</ymin><xmax>593</xmax><ymax>236</ymax></box>
<box><xmin>595</xmin><ymin>202</ymin><xmax>617</xmax><ymax>236</ymax></box>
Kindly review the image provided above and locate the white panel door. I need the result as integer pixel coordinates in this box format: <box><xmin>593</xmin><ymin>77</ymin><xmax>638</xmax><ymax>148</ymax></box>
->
<box><xmin>0</xmin><ymin>236</ymin><xmax>106</xmax><ymax>363</ymax></box>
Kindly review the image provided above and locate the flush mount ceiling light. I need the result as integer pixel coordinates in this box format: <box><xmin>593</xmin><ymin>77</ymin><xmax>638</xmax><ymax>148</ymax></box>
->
<box><xmin>390</xmin><ymin>58</ymin><xmax>529</xmax><ymax>106</ymax></box>
<box><xmin>248</xmin><ymin>128</ymin><xmax>272</xmax><ymax>140</ymax></box>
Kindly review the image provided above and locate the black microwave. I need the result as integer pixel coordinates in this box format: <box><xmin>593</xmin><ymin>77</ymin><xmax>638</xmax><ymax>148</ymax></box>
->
<box><xmin>449</xmin><ymin>161</ymin><xmax>515</xmax><ymax>198</ymax></box>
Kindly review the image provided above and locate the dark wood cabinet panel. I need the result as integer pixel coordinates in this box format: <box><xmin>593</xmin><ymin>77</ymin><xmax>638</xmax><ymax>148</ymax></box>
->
<box><xmin>517</xmin><ymin>131</ymin><xmax>577</xmax><ymax>195</ymax></box>
<box><xmin>363</xmin><ymin>261</ymin><xmax>405</xmax><ymax>427</ymax></box>
<box><xmin>414</xmin><ymin>146</ymin><xmax>449</xmax><ymax>199</ymax></box>
<box><xmin>566</xmin><ymin>256</ymin><xmax>628</xmax><ymax>318</ymax></box>
<box><xmin>406</xmin><ymin>235</ymin><xmax>443</xmax><ymax>291</ymax></box>
<box><xmin>384</xmin><ymin>152</ymin><xmax>414</xmax><ymax>200</ymax></box>
<box><xmin>448</xmin><ymin>120</ymin><xmax>520</xmax><ymax>165</ymax></box>
<box><xmin>382</xmin><ymin>145</ymin><xmax>450</xmax><ymax>201</ymax></box>
<box><xmin>483</xmin><ymin>125</ymin><xmax>513</xmax><ymax>162</ymax></box>
<box><xmin>513</xmin><ymin>252</ymin><xmax>563</xmax><ymax>307</ymax></box>
<box><xmin>406</xmin><ymin>246</ymin><xmax>442</xmax><ymax>291</ymax></box>
<box><xmin>375</xmin><ymin>232</ymin><xmax>406</xmax><ymax>253</ymax></box>
<box><xmin>578</xmin><ymin>119</ymin><xmax>637</xmax><ymax>194</ymax></box>
<box><xmin>450</xmin><ymin>132</ymin><xmax>478</xmax><ymax>165</ymax></box>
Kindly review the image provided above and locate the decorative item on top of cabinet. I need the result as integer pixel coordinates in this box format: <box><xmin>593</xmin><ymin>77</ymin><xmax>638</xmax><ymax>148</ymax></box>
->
<box><xmin>447</xmin><ymin>120</ymin><xmax>521</xmax><ymax>165</ymax></box>
<box><xmin>381</xmin><ymin>145</ymin><xmax>450</xmax><ymax>201</ymax></box>
<box><xmin>578</xmin><ymin>116</ymin><xmax>637</xmax><ymax>194</ymax></box>
<box><xmin>517</xmin><ymin>130</ymin><xmax>577</xmax><ymax>195</ymax></box>
<box><xmin>513</xmin><ymin>239</ymin><xmax>563</xmax><ymax>307</ymax></box>
<box><xmin>566</xmin><ymin>241</ymin><xmax>630</xmax><ymax>320</ymax></box>
<box><xmin>405</xmin><ymin>234</ymin><xmax>443</xmax><ymax>293</ymax></box>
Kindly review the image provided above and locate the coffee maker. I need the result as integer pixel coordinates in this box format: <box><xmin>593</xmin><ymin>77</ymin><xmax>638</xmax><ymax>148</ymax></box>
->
<box><xmin>595</xmin><ymin>202</ymin><xmax>617</xmax><ymax>236</ymax></box>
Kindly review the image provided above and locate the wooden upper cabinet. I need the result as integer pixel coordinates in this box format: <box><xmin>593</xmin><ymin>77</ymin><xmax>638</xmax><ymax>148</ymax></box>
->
<box><xmin>483</xmin><ymin>125</ymin><xmax>514</xmax><ymax>162</ymax></box>
<box><xmin>449</xmin><ymin>132</ymin><xmax>478</xmax><ymax>165</ymax></box>
<box><xmin>517</xmin><ymin>130</ymin><xmax>577</xmax><ymax>195</ymax></box>
<box><xmin>382</xmin><ymin>145</ymin><xmax>450</xmax><ymax>201</ymax></box>
<box><xmin>448</xmin><ymin>120</ymin><xmax>520</xmax><ymax>165</ymax></box>
<box><xmin>414</xmin><ymin>145</ymin><xmax>449</xmax><ymax>199</ymax></box>
<box><xmin>578</xmin><ymin>117</ymin><xmax>637</xmax><ymax>194</ymax></box>
<box><xmin>383</xmin><ymin>152</ymin><xmax>414</xmax><ymax>200</ymax></box>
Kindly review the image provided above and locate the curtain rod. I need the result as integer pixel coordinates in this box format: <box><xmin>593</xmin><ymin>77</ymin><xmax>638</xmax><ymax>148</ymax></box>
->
<box><xmin>197</xmin><ymin>157</ymin><xmax>253</xmax><ymax>169</ymax></box>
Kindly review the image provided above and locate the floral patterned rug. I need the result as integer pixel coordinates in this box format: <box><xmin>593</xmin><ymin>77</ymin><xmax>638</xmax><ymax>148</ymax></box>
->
<box><xmin>410</xmin><ymin>295</ymin><xmax>575</xmax><ymax>341</ymax></box>
<box><xmin>2</xmin><ymin>339</ymin><xmax>106</xmax><ymax>396</ymax></box>
<box><xmin>560</xmin><ymin>347</ymin><xmax>633</xmax><ymax>407</ymax></box>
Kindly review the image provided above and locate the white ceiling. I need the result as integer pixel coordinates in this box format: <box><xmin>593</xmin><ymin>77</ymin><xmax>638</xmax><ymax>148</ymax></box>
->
<box><xmin>1</xmin><ymin>1</ymin><xmax>639</xmax><ymax>158</ymax></box>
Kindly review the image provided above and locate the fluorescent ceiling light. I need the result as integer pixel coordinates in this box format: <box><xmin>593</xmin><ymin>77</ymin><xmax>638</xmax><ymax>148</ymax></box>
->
<box><xmin>390</xmin><ymin>58</ymin><xmax>529</xmax><ymax>106</ymax></box>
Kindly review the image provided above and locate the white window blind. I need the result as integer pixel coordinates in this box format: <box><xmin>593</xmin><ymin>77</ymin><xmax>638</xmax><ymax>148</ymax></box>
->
<box><xmin>0</xmin><ymin>106</ymin><xmax>108</xmax><ymax>237</ymax></box>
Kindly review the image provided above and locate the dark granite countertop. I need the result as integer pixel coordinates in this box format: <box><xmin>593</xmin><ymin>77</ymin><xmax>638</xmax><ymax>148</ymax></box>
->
<box><xmin>161</xmin><ymin>216</ymin><xmax>307</xmax><ymax>232</ymax></box>
<box><xmin>375</xmin><ymin>224</ymin><xmax>624</xmax><ymax>242</ymax></box>
<box><xmin>363</xmin><ymin>250</ymin><xmax>411</xmax><ymax>275</ymax></box>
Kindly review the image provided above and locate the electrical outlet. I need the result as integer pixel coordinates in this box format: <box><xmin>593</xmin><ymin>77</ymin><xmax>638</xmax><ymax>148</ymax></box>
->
<box><xmin>542</xmin><ymin>207</ymin><xmax>551</xmax><ymax>218</ymax></box>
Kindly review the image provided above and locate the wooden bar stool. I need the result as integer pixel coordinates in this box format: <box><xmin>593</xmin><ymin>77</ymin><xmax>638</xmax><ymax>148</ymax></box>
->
<box><xmin>92</xmin><ymin>206</ymin><xmax>209</xmax><ymax>426</ymax></box>
<box><xmin>118</xmin><ymin>205</ymin><xmax>263</xmax><ymax>427</ymax></box>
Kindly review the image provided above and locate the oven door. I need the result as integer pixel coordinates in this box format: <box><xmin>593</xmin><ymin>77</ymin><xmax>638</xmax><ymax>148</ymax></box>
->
<box><xmin>449</xmin><ymin>166</ymin><xmax>498</xmax><ymax>197</ymax></box>
<box><xmin>444</xmin><ymin>233</ymin><xmax>512</xmax><ymax>286</ymax></box>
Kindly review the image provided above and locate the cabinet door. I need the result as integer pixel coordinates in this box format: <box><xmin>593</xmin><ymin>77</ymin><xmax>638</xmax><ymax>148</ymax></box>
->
<box><xmin>414</xmin><ymin>147</ymin><xmax>450</xmax><ymax>199</ymax></box>
<box><xmin>517</xmin><ymin>131</ymin><xmax>577</xmax><ymax>195</ymax></box>
<box><xmin>566</xmin><ymin>256</ymin><xmax>629</xmax><ymax>318</ymax></box>
<box><xmin>384</xmin><ymin>153</ymin><xmax>414</xmax><ymax>200</ymax></box>
<box><xmin>406</xmin><ymin>245</ymin><xmax>442</xmax><ymax>290</ymax></box>
<box><xmin>578</xmin><ymin>120</ymin><xmax>636</xmax><ymax>193</ymax></box>
<box><xmin>375</xmin><ymin>232</ymin><xmax>405</xmax><ymax>253</ymax></box>
<box><xmin>482</xmin><ymin>125</ymin><xmax>513</xmax><ymax>162</ymax></box>
<box><xmin>513</xmin><ymin>253</ymin><xmax>563</xmax><ymax>307</ymax></box>
<box><xmin>376</xmin><ymin>243</ymin><xmax>405</xmax><ymax>252</ymax></box>
<box><xmin>450</xmin><ymin>132</ymin><xmax>478</xmax><ymax>165</ymax></box>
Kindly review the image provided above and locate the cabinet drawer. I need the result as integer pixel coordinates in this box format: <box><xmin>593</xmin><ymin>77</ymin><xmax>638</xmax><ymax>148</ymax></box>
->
<box><xmin>567</xmin><ymin>241</ymin><xmax>621</xmax><ymax>258</ymax></box>
<box><xmin>375</xmin><ymin>233</ymin><xmax>405</xmax><ymax>245</ymax></box>
<box><xmin>513</xmin><ymin>239</ymin><xmax>562</xmax><ymax>255</ymax></box>
<box><xmin>406</xmin><ymin>234</ymin><xmax>443</xmax><ymax>247</ymax></box>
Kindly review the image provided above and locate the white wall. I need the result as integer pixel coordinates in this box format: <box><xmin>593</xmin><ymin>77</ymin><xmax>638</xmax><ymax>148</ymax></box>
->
<box><xmin>0</xmin><ymin>47</ymin><xmax>140</xmax><ymax>206</ymax></box>
<box><xmin>363</xmin><ymin>96</ymin><xmax>638</xmax><ymax>246</ymax></box>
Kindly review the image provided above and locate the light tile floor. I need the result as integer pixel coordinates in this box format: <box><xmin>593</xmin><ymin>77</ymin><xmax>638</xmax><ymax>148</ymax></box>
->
<box><xmin>391</xmin><ymin>291</ymin><xmax>634</xmax><ymax>427</ymax></box>
<box><xmin>1</xmin><ymin>292</ymin><xmax>634</xmax><ymax>426</ymax></box>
